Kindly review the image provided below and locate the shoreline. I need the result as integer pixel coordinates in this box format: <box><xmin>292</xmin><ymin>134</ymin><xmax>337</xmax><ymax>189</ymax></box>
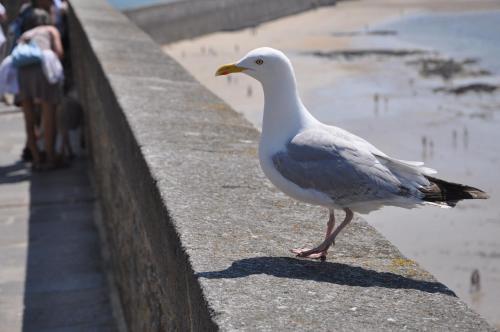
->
<box><xmin>164</xmin><ymin>0</ymin><xmax>500</xmax><ymax>328</ymax></box>
<box><xmin>162</xmin><ymin>0</ymin><xmax>500</xmax><ymax>130</ymax></box>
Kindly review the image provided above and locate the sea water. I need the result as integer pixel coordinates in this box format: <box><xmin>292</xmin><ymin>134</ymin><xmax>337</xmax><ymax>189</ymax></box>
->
<box><xmin>382</xmin><ymin>10</ymin><xmax>500</xmax><ymax>74</ymax></box>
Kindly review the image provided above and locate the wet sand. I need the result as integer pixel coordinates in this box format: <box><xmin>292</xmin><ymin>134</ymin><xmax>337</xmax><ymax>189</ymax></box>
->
<box><xmin>163</xmin><ymin>0</ymin><xmax>500</xmax><ymax>327</ymax></box>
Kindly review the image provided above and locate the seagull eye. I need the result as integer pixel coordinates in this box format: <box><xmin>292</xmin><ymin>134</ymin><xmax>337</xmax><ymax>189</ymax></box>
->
<box><xmin>255</xmin><ymin>59</ymin><xmax>264</xmax><ymax>65</ymax></box>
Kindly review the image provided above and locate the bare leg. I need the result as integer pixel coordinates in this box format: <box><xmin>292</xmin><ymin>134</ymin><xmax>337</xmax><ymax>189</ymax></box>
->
<box><xmin>41</xmin><ymin>101</ymin><xmax>56</xmax><ymax>166</ymax></box>
<box><xmin>21</xmin><ymin>100</ymin><xmax>41</xmax><ymax>168</ymax></box>
<box><xmin>66</xmin><ymin>132</ymin><xmax>74</xmax><ymax>158</ymax></box>
<box><xmin>292</xmin><ymin>208</ymin><xmax>354</xmax><ymax>260</ymax></box>
<box><xmin>61</xmin><ymin>129</ymin><xmax>73</xmax><ymax>158</ymax></box>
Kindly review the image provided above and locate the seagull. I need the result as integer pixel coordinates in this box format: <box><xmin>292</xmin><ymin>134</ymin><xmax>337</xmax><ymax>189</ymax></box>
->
<box><xmin>215</xmin><ymin>47</ymin><xmax>488</xmax><ymax>261</ymax></box>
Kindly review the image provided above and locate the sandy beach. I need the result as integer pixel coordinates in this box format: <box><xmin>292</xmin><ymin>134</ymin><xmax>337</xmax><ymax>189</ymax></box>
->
<box><xmin>164</xmin><ymin>0</ymin><xmax>500</xmax><ymax>327</ymax></box>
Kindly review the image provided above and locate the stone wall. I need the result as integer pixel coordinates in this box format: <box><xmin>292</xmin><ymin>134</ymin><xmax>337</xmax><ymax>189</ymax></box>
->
<box><xmin>68</xmin><ymin>1</ymin><xmax>217</xmax><ymax>330</ymax></box>
<box><xmin>68</xmin><ymin>0</ymin><xmax>494</xmax><ymax>331</ymax></box>
<box><xmin>125</xmin><ymin>0</ymin><xmax>337</xmax><ymax>44</ymax></box>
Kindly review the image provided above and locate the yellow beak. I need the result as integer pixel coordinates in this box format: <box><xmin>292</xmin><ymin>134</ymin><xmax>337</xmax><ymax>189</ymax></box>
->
<box><xmin>215</xmin><ymin>63</ymin><xmax>246</xmax><ymax>76</ymax></box>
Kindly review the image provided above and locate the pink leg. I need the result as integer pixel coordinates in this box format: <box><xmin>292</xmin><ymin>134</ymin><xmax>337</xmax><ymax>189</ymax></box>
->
<box><xmin>292</xmin><ymin>208</ymin><xmax>353</xmax><ymax>260</ymax></box>
<box><xmin>324</xmin><ymin>210</ymin><xmax>335</xmax><ymax>239</ymax></box>
<box><xmin>291</xmin><ymin>209</ymin><xmax>335</xmax><ymax>260</ymax></box>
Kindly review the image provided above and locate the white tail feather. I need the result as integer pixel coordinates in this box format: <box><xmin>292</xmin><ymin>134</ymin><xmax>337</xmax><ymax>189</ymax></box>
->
<box><xmin>374</xmin><ymin>154</ymin><xmax>436</xmax><ymax>187</ymax></box>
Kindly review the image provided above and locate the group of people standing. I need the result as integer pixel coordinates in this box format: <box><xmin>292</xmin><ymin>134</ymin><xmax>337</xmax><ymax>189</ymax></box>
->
<box><xmin>1</xmin><ymin>0</ymin><xmax>79</xmax><ymax>171</ymax></box>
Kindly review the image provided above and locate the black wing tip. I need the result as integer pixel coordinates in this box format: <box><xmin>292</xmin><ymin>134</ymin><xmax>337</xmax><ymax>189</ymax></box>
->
<box><xmin>467</xmin><ymin>189</ymin><xmax>489</xmax><ymax>200</ymax></box>
<box><xmin>422</xmin><ymin>176</ymin><xmax>489</xmax><ymax>204</ymax></box>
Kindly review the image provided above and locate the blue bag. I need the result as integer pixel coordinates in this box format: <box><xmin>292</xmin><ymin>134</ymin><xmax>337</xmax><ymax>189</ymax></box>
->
<box><xmin>11</xmin><ymin>40</ymin><xmax>43</xmax><ymax>68</ymax></box>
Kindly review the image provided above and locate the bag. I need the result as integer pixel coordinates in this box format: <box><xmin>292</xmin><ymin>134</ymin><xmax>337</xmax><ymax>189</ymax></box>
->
<box><xmin>11</xmin><ymin>40</ymin><xmax>43</xmax><ymax>68</ymax></box>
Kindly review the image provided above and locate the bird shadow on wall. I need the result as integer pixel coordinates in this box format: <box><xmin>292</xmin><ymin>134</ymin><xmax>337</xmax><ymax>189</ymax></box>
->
<box><xmin>197</xmin><ymin>256</ymin><xmax>456</xmax><ymax>296</ymax></box>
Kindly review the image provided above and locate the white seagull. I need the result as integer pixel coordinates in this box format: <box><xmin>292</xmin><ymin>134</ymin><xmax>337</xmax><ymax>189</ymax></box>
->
<box><xmin>216</xmin><ymin>47</ymin><xmax>488</xmax><ymax>260</ymax></box>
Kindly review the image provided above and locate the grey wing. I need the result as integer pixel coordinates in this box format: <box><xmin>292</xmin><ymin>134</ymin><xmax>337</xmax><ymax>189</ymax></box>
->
<box><xmin>272</xmin><ymin>129</ymin><xmax>404</xmax><ymax>205</ymax></box>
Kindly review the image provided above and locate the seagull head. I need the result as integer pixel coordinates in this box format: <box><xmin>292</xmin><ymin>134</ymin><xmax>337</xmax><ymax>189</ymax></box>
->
<box><xmin>215</xmin><ymin>47</ymin><xmax>294</xmax><ymax>84</ymax></box>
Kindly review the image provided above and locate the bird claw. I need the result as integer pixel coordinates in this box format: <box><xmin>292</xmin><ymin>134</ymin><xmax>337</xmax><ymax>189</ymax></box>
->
<box><xmin>290</xmin><ymin>248</ymin><xmax>327</xmax><ymax>261</ymax></box>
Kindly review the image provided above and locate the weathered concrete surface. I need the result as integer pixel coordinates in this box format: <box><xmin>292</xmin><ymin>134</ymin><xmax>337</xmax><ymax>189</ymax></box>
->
<box><xmin>0</xmin><ymin>106</ymin><xmax>118</xmax><ymax>331</ymax></box>
<box><xmin>68</xmin><ymin>0</ymin><xmax>495</xmax><ymax>331</ymax></box>
<box><xmin>125</xmin><ymin>0</ymin><xmax>337</xmax><ymax>44</ymax></box>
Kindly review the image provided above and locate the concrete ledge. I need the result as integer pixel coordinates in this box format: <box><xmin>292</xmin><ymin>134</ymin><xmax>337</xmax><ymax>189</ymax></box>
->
<box><xmin>124</xmin><ymin>0</ymin><xmax>337</xmax><ymax>44</ymax></box>
<box><xmin>68</xmin><ymin>0</ymin><xmax>494</xmax><ymax>330</ymax></box>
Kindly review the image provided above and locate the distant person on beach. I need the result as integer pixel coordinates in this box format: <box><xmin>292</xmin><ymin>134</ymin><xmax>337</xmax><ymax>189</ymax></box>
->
<box><xmin>16</xmin><ymin>9</ymin><xmax>64</xmax><ymax>170</ymax></box>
